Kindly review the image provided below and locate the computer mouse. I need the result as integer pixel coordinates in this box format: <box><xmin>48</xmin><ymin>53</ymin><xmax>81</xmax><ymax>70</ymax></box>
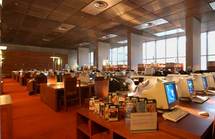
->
<box><xmin>198</xmin><ymin>111</ymin><xmax>209</xmax><ymax>117</ymax></box>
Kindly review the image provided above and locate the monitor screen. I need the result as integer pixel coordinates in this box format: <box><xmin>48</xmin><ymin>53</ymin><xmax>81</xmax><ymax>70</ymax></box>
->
<box><xmin>187</xmin><ymin>79</ymin><xmax>194</xmax><ymax>94</ymax></box>
<box><xmin>164</xmin><ymin>82</ymin><xmax>177</xmax><ymax>105</ymax></box>
<box><xmin>202</xmin><ymin>77</ymin><xmax>208</xmax><ymax>90</ymax></box>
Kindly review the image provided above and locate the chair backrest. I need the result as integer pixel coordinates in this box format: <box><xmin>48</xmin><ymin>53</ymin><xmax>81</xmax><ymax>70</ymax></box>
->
<box><xmin>64</xmin><ymin>77</ymin><xmax>78</xmax><ymax>96</ymax></box>
<box><xmin>94</xmin><ymin>78</ymin><xmax>109</xmax><ymax>98</ymax></box>
<box><xmin>36</xmin><ymin>73</ymin><xmax>47</xmax><ymax>84</ymax></box>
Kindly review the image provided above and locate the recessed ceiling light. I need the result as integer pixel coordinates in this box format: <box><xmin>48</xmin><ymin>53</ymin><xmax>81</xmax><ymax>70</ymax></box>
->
<box><xmin>79</xmin><ymin>42</ymin><xmax>90</xmax><ymax>46</ymax></box>
<box><xmin>117</xmin><ymin>40</ymin><xmax>127</xmax><ymax>44</ymax></box>
<box><xmin>81</xmin><ymin>0</ymin><xmax>122</xmax><ymax>15</ymax></box>
<box><xmin>135</xmin><ymin>18</ymin><xmax>168</xmax><ymax>30</ymax></box>
<box><xmin>154</xmin><ymin>28</ymin><xmax>184</xmax><ymax>37</ymax></box>
<box><xmin>94</xmin><ymin>1</ymin><xmax>108</xmax><ymax>9</ymax></box>
<box><xmin>55</xmin><ymin>24</ymin><xmax>75</xmax><ymax>33</ymax></box>
<box><xmin>100</xmin><ymin>34</ymin><xmax>118</xmax><ymax>40</ymax></box>
<box><xmin>42</xmin><ymin>38</ymin><xmax>51</xmax><ymax>42</ymax></box>
<box><xmin>209</xmin><ymin>1</ymin><xmax>215</xmax><ymax>10</ymax></box>
<box><xmin>0</xmin><ymin>46</ymin><xmax>7</xmax><ymax>50</ymax></box>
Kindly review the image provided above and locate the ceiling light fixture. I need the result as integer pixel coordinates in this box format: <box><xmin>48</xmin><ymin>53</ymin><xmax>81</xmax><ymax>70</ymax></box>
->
<box><xmin>94</xmin><ymin>0</ymin><xmax>108</xmax><ymax>9</ymax></box>
<box><xmin>0</xmin><ymin>46</ymin><xmax>7</xmax><ymax>50</ymax></box>
<box><xmin>42</xmin><ymin>38</ymin><xmax>51</xmax><ymax>42</ymax></box>
<box><xmin>154</xmin><ymin>28</ymin><xmax>184</xmax><ymax>37</ymax></box>
<box><xmin>81</xmin><ymin>0</ymin><xmax>122</xmax><ymax>15</ymax></box>
<box><xmin>100</xmin><ymin>34</ymin><xmax>118</xmax><ymax>40</ymax></box>
<box><xmin>209</xmin><ymin>1</ymin><xmax>215</xmax><ymax>10</ymax></box>
<box><xmin>117</xmin><ymin>40</ymin><xmax>128</xmax><ymax>44</ymax></box>
<box><xmin>135</xmin><ymin>18</ymin><xmax>168</xmax><ymax>30</ymax></box>
<box><xmin>79</xmin><ymin>42</ymin><xmax>90</xmax><ymax>46</ymax></box>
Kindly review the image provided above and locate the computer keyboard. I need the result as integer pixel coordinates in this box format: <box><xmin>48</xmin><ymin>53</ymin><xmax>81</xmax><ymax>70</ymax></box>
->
<box><xmin>162</xmin><ymin>108</ymin><xmax>188</xmax><ymax>122</ymax></box>
<box><xmin>191</xmin><ymin>96</ymin><xmax>209</xmax><ymax>103</ymax></box>
<box><xmin>207</xmin><ymin>90</ymin><xmax>215</xmax><ymax>95</ymax></box>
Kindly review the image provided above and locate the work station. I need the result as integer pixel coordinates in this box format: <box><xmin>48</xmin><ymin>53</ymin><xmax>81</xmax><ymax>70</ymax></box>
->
<box><xmin>0</xmin><ymin>0</ymin><xmax>215</xmax><ymax>139</ymax></box>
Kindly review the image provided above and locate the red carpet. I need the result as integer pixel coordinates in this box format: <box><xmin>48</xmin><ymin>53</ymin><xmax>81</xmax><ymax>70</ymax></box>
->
<box><xmin>3</xmin><ymin>79</ymin><xmax>79</xmax><ymax>139</ymax></box>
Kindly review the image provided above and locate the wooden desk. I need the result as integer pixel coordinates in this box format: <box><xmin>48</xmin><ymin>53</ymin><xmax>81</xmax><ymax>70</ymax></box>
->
<box><xmin>40</xmin><ymin>82</ymin><xmax>94</xmax><ymax>111</ymax></box>
<box><xmin>77</xmin><ymin>108</ymin><xmax>178</xmax><ymax>139</ymax></box>
<box><xmin>0</xmin><ymin>95</ymin><xmax>13</xmax><ymax>139</ymax></box>
<box><xmin>158</xmin><ymin>96</ymin><xmax>215</xmax><ymax>139</ymax></box>
<box><xmin>76</xmin><ymin>97</ymin><xmax>215</xmax><ymax>139</ymax></box>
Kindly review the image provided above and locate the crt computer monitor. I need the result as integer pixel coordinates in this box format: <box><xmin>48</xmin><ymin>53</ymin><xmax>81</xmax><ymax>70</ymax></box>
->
<box><xmin>202</xmin><ymin>76</ymin><xmax>208</xmax><ymax>90</ymax></box>
<box><xmin>139</xmin><ymin>78</ymin><xmax>178</xmax><ymax>110</ymax></box>
<box><xmin>192</xmin><ymin>74</ymin><xmax>205</xmax><ymax>91</ymax></box>
<box><xmin>187</xmin><ymin>79</ymin><xmax>194</xmax><ymax>95</ymax></box>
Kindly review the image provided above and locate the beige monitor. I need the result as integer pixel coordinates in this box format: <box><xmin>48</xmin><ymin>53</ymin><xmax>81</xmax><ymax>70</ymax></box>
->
<box><xmin>204</xmin><ymin>73</ymin><xmax>215</xmax><ymax>88</ymax></box>
<box><xmin>139</xmin><ymin>79</ymin><xmax>178</xmax><ymax>110</ymax></box>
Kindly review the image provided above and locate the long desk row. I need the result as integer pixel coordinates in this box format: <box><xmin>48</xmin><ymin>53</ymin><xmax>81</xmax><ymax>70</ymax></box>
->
<box><xmin>76</xmin><ymin>96</ymin><xmax>215</xmax><ymax>139</ymax></box>
<box><xmin>40</xmin><ymin>82</ymin><xmax>94</xmax><ymax>111</ymax></box>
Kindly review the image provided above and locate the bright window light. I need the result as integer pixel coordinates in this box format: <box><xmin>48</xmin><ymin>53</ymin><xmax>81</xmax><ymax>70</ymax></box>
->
<box><xmin>154</xmin><ymin>28</ymin><xmax>184</xmax><ymax>37</ymax></box>
<box><xmin>209</xmin><ymin>1</ymin><xmax>215</xmax><ymax>10</ymax></box>
<box><xmin>0</xmin><ymin>46</ymin><xmax>7</xmax><ymax>50</ymax></box>
<box><xmin>0</xmin><ymin>0</ymin><xmax>2</xmax><ymax>6</ymax></box>
<box><xmin>135</xmin><ymin>18</ymin><xmax>168</xmax><ymax>30</ymax></box>
<box><xmin>117</xmin><ymin>40</ymin><xmax>127</xmax><ymax>44</ymax></box>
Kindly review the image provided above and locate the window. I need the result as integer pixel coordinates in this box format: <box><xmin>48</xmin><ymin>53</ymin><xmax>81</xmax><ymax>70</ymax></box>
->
<box><xmin>142</xmin><ymin>36</ymin><xmax>186</xmax><ymax>70</ymax></box>
<box><xmin>200</xmin><ymin>31</ymin><xmax>215</xmax><ymax>70</ymax></box>
<box><xmin>89</xmin><ymin>51</ymin><xmax>94</xmax><ymax>66</ymax></box>
<box><xmin>166</xmin><ymin>38</ymin><xmax>177</xmax><ymax>58</ymax></box>
<box><xmin>156</xmin><ymin>40</ymin><xmax>165</xmax><ymax>59</ymax></box>
<box><xmin>109</xmin><ymin>46</ymin><xmax>127</xmax><ymax>65</ymax></box>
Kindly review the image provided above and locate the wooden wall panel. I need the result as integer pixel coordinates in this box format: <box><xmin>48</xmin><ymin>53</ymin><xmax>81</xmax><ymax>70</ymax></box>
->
<box><xmin>2</xmin><ymin>50</ymin><xmax>68</xmax><ymax>76</ymax></box>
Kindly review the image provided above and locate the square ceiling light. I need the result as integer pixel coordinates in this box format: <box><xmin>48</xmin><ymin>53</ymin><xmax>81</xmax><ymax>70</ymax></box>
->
<box><xmin>209</xmin><ymin>1</ymin><xmax>215</xmax><ymax>10</ymax></box>
<box><xmin>135</xmin><ymin>18</ymin><xmax>168</xmax><ymax>30</ymax></box>
<box><xmin>82</xmin><ymin>0</ymin><xmax>123</xmax><ymax>15</ymax></box>
<box><xmin>99</xmin><ymin>34</ymin><xmax>118</xmax><ymax>40</ymax></box>
<box><xmin>117</xmin><ymin>40</ymin><xmax>127</xmax><ymax>44</ymax></box>
<box><xmin>154</xmin><ymin>28</ymin><xmax>184</xmax><ymax>37</ymax></box>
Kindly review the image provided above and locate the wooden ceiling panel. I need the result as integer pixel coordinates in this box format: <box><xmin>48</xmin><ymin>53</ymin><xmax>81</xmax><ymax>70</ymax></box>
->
<box><xmin>142</xmin><ymin>0</ymin><xmax>184</xmax><ymax>12</ymax></box>
<box><xmin>95</xmin><ymin>21</ymin><xmax>120</xmax><ymax>31</ymax></box>
<box><xmin>62</xmin><ymin>0</ymin><xmax>89</xmax><ymax>9</ymax></box>
<box><xmin>99</xmin><ymin>0</ymin><xmax>138</xmax><ymax>19</ymax></box>
<box><xmin>28</xmin><ymin>5</ymin><xmax>52</xmax><ymax>19</ymax></box>
<box><xmin>20</xmin><ymin>15</ymin><xmax>42</xmax><ymax>32</ymax></box>
<box><xmin>32</xmin><ymin>0</ymin><xmax>62</xmax><ymax>11</ymax></box>
<box><xmin>128</xmin><ymin>0</ymin><xmax>154</xmax><ymax>6</ymax></box>
<box><xmin>36</xmin><ymin>19</ymin><xmax>61</xmax><ymax>34</ymax></box>
<box><xmin>3</xmin><ymin>0</ymin><xmax>30</xmax><ymax>14</ymax></box>
<box><xmin>2</xmin><ymin>12</ymin><xmax>25</xmax><ymax>30</ymax></box>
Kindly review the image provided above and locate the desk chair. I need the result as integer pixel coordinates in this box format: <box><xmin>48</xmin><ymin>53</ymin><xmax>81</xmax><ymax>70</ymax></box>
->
<box><xmin>64</xmin><ymin>77</ymin><xmax>80</xmax><ymax>111</ymax></box>
<box><xmin>94</xmin><ymin>78</ymin><xmax>109</xmax><ymax>98</ymax></box>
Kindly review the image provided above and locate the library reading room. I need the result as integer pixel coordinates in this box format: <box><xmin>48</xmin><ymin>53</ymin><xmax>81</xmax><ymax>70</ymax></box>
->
<box><xmin>1</xmin><ymin>0</ymin><xmax>215</xmax><ymax>139</ymax></box>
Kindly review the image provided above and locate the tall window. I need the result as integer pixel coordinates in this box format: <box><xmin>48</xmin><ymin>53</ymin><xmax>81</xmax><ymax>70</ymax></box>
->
<box><xmin>200</xmin><ymin>31</ymin><xmax>215</xmax><ymax>70</ymax></box>
<box><xmin>142</xmin><ymin>36</ymin><xmax>186</xmax><ymax>70</ymax></box>
<box><xmin>89</xmin><ymin>51</ymin><xmax>94</xmax><ymax>66</ymax></box>
<box><xmin>109</xmin><ymin>46</ymin><xmax>127</xmax><ymax>65</ymax></box>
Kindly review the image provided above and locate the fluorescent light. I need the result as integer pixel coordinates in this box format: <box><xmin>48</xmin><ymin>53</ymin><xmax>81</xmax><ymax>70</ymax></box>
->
<box><xmin>50</xmin><ymin>56</ymin><xmax>60</xmax><ymax>59</ymax></box>
<box><xmin>135</xmin><ymin>18</ymin><xmax>168</xmax><ymax>30</ymax></box>
<box><xmin>209</xmin><ymin>1</ymin><xmax>215</xmax><ymax>10</ymax></box>
<box><xmin>117</xmin><ymin>40</ymin><xmax>127</xmax><ymax>44</ymax></box>
<box><xmin>154</xmin><ymin>28</ymin><xmax>184</xmax><ymax>37</ymax></box>
<box><xmin>79</xmin><ymin>42</ymin><xmax>90</xmax><ymax>46</ymax></box>
<box><xmin>0</xmin><ymin>46</ymin><xmax>7</xmax><ymax>50</ymax></box>
<box><xmin>100</xmin><ymin>34</ymin><xmax>118</xmax><ymax>40</ymax></box>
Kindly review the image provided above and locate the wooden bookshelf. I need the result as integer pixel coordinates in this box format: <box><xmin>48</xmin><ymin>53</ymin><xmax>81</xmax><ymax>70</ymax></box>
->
<box><xmin>76</xmin><ymin>108</ymin><xmax>177</xmax><ymax>139</ymax></box>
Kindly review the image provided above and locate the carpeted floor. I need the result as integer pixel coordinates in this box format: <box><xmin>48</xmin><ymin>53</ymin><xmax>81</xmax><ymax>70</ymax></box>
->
<box><xmin>3</xmin><ymin>79</ymin><xmax>79</xmax><ymax>139</ymax></box>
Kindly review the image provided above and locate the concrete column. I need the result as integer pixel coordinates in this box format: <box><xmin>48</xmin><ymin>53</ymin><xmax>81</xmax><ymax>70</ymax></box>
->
<box><xmin>97</xmin><ymin>42</ymin><xmax>111</xmax><ymax>70</ymax></box>
<box><xmin>94</xmin><ymin>42</ymin><xmax>99</xmax><ymax>68</ymax></box>
<box><xmin>127</xmin><ymin>31</ymin><xmax>131</xmax><ymax>70</ymax></box>
<box><xmin>128</xmin><ymin>33</ymin><xmax>144</xmax><ymax>71</ymax></box>
<box><xmin>186</xmin><ymin>17</ymin><xmax>201</xmax><ymax>71</ymax></box>
<box><xmin>77</xmin><ymin>47</ymin><xmax>89</xmax><ymax>67</ymax></box>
